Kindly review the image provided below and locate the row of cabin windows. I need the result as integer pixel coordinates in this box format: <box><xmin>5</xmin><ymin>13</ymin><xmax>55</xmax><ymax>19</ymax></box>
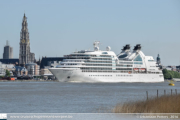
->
<box><xmin>81</xmin><ymin>68</ymin><xmax>112</xmax><ymax>70</ymax></box>
<box><xmin>116</xmin><ymin>75</ymin><xmax>133</xmax><ymax>77</ymax></box>
<box><xmin>148</xmin><ymin>60</ymin><xmax>154</xmax><ymax>62</ymax></box>
<box><xmin>116</xmin><ymin>68</ymin><xmax>132</xmax><ymax>70</ymax></box>
<box><xmin>119</xmin><ymin>62</ymin><xmax>133</xmax><ymax>64</ymax></box>
<box><xmin>89</xmin><ymin>75</ymin><xmax>112</xmax><ymax>77</ymax></box>
<box><xmin>133</xmin><ymin>62</ymin><xmax>143</xmax><ymax>64</ymax></box>
<box><xmin>70</xmin><ymin>55</ymin><xmax>92</xmax><ymax>57</ymax></box>
<box><xmin>91</xmin><ymin>58</ymin><xmax>112</xmax><ymax>60</ymax></box>
<box><xmin>82</xmin><ymin>70</ymin><xmax>161</xmax><ymax>74</ymax></box>
<box><xmin>85</xmin><ymin>61</ymin><xmax>112</xmax><ymax>63</ymax></box>
<box><xmin>67</xmin><ymin>55</ymin><xmax>112</xmax><ymax>58</ymax></box>
<box><xmin>149</xmin><ymin>69</ymin><xmax>155</xmax><ymax>70</ymax></box>
<box><xmin>99</xmin><ymin>55</ymin><xmax>112</xmax><ymax>57</ymax></box>
<box><xmin>89</xmin><ymin>75</ymin><xmax>133</xmax><ymax>77</ymax></box>
<box><xmin>67</xmin><ymin>55</ymin><xmax>96</xmax><ymax>57</ymax></box>
<box><xmin>82</xmin><ymin>71</ymin><xmax>132</xmax><ymax>73</ymax></box>
<box><xmin>63</xmin><ymin>60</ymin><xmax>82</xmax><ymax>62</ymax></box>
<box><xmin>116</xmin><ymin>65</ymin><xmax>132</xmax><ymax>67</ymax></box>
<box><xmin>65</xmin><ymin>57</ymin><xmax>90</xmax><ymax>59</ymax></box>
<box><xmin>148</xmin><ymin>72</ymin><xmax>160</xmax><ymax>74</ymax></box>
<box><xmin>61</xmin><ymin>64</ymin><xmax>78</xmax><ymax>65</ymax></box>
<box><xmin>83</xmin><ymin>64</ymin><xmax>112</xmax><ymax>66</ymax></box>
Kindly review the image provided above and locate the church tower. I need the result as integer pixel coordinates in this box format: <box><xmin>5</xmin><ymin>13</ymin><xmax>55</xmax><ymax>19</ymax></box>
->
<box><xmin>19</xmin><ymin>13</ymin><xmax>35</xmax><ymax>66</ymax></box>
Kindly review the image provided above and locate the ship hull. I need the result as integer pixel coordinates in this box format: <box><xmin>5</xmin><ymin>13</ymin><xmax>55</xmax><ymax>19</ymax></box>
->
<box><xmin>49</xmin><ymin>68</ymin><xmax>164</xmax><ymax>82</ymax></box>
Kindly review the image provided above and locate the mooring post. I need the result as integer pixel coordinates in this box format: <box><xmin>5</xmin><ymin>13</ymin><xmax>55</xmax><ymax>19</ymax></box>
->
<box><xmin>175</xmin><ymin>89</ymin><xmax>177</xmax><ymax>95</ymax></box>
<box><xmin>164</xmin><ymin>90</ymin><xmax>166</xmax><ymax>96</ymax></box>
<box><xmin>171</xmin><ymin>89</ymin><xmax>172</xmax><ymax>96</ymax></box>
<box><xmin>146</xmin><ymin>91</ymin><xmax>148</xmax><ymax>100</ymax></box>
<box><xmin>157</xmin><ymin>89</ymin><xmax>158</xmax><ymax>98</ymax></box>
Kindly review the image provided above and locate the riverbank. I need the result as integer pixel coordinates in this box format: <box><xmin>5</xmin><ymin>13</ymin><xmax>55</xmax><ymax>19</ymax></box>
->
<box><xmin>0</xmin><ymin>79</ymin><xmax>57</xmax><ymax>82</ymax></box>
<box><xmin>113</xmin><ymin>94</ymin><xmax>180</xmax><ymax>113</ymax></box>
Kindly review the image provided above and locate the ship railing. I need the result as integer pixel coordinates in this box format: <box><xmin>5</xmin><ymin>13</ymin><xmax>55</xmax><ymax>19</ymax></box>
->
<box><xmin>81</xmin><ymin>70</ymin><xmax>162</xmax><ymax>74</ymax></box>
<box><xmin>82</xmin><ymin>70</ymin><xmax>134</xmax><ymax>73</ymax></box>
<box><xmin>64</xmin><ymin>56</ymin><xmax>91</xmax><ymax>59</ymax></box>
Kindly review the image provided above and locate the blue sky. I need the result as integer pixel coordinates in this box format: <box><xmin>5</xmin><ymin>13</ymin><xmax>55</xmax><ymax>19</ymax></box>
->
<box><xmin>0</xmin><ymin>0</ymin><xmax>180</xmax><ymax>65</ymax></box>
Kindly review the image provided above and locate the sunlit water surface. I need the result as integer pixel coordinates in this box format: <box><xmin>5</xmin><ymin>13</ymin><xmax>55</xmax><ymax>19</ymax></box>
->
<box><xmin>0</xmin><ymin>81</ymin><xmax>179</xmax><ymax>113</ymax></box>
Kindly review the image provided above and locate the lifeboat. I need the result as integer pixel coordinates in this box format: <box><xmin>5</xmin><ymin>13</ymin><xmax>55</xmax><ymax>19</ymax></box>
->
<box><xmin>140</xmin><ymin>68</ymin><xmax>146</xmax><ymax>71</ymax></box>
<box><xmin>133</xmin><ymin>68</ymin><xmax>138</xmax><ymax>71</ymax></box>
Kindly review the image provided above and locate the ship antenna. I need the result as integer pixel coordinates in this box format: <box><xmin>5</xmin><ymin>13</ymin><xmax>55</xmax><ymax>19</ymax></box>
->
<box><xmin>93</xmin><ymin>41</ymin><xmax>100</xmax><ymax>51</ymax></box>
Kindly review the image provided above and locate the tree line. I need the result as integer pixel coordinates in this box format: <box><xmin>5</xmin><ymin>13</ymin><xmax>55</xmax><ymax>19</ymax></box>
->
<box><xmin>162</xmin><ymin>69</ymin><xmax>180</xmax><ymax>79</ymax></box>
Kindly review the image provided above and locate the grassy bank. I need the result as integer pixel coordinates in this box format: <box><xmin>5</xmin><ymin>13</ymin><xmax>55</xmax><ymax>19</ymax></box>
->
<box><xmin>113</xmin><ymin>94</ymin><xmax>180</xmax><ymax>113</ymax></box>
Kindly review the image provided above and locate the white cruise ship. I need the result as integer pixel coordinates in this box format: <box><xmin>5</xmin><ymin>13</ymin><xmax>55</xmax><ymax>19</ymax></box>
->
<box><xmin>49</xmin><ymin>42</ymin><xmax>164</xmax><ymax>82</ymax></box>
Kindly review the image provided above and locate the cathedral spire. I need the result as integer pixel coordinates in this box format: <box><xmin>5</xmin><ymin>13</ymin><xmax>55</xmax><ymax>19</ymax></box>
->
<box><xmin>19</xmin><ymin>13</ymin><xmax>35</xmax><ymax>66</ymax></box>
<box><xmin>21</xmin><ymin>13</ymin><xmax>29</xmax><ymax>43</ymax></box>
<box><xmin>23</xmin><ymin>13</ymin><xmax>27</xmax><ymax>22</ymax></box>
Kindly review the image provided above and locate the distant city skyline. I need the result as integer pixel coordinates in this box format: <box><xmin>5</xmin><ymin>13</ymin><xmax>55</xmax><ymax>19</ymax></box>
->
<box><xmin>0</xmin><ymin>0</ymin><xmax>180</xmax><ymax>66</ymax></box>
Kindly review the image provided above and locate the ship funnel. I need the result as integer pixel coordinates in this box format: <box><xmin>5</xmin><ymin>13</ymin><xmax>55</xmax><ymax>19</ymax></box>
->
<box><xmin>122</xmin><ymin>44</ymin><xmax>130</xmax><ymax>51</ymax></box>
<box><xmin>133</xmin><ymin>44</ymin><xmax>141</xmax><ymax>51</ymax></box>
<box><xmin>118</xmin><ymin>44</ymin><xmax>131</xmax><ymax>59</ymax></box>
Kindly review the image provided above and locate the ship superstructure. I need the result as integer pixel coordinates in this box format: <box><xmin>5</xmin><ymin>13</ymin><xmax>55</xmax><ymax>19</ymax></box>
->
<box><xmin>49</xmin><ymin>42</ymin><xmax>164</xmax><ymax>82</ymax></box>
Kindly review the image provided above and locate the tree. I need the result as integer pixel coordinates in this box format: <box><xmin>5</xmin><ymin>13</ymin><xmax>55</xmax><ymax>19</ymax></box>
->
<box><xmin>162</xmin><ymin>69</ymin><xmax>180</xmax><ymax>79</ymax></box>
<box><xmin>5</xmin><ymin>70</ymin><xmax>11</xmax><ymax>77</ymax></box>
<box><xmin>169</xmin><ymin>73</ymin><xmax>173</xmax><ymax>79</ymax></box>
<box><xmin>162</xmin><ymin>69</ymin><xmax>168</xmax><ymax>74</ymax></box>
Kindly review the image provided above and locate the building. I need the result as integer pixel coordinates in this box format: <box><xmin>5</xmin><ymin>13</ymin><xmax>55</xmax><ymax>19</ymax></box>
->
<box><xmin>163</xmin><ymin>65</ymin><xmax>180</xmax><ymax>73</ymax></box>
<box><xmin>2</xmin><ymin>64</ymin><xmax>15</xmax><ymax>76</ymax></box>
<box><xmin>39</xmin><ymin>57</ymin><xmax>63</xmax><ymax>79</ymax></box>
<box><xmin>25</xmin><ymin>63</ymin><xmax>39</xmax><ymax>76</ymax></box>
<box><xmin>0</xmin><ymin>62</ymin><xmax>15</xmax><ymax>76</ymax></box>
<box><xmin>0</xmin><ymin>59</ymin><xmax>19</xmax><ymax>65</ymax></box>
<box><xmin>170</xmin><ymin>66</ymin><xmax>177</xmax><ymax>71</ymax></box>
<box><xmin>0</xmin><ymin>62</ymin><xmax>5</xmax><ymax>76</ymax></box>
<box><xmin>40</xmin><ymin>66</ymin><xmax>53</xmax><ymax>76</ymax></box>
<box><xmin>40</xmin><ymin>57</ymin><xmax>63</xmax><ymax>69</ymax></box>
<box><xmin>40</xmin><ymin>67</ymin><xmax>54</xmax><ymax>80</ymax></box>
<box><xmin>176</xmin><ymin>66</ymin><xmax>180</xmax><ymax>72</ymax></box>
<box><xmin>3</xmin><ymin>40</ymin><xmax>13</xmax><ymax>59</ymax></box>
<box><xmin>19</xmin><ymin>13</ymin><xmax>35</xmax><ymax>66</ymax></box>
<box><xmin>14</xmin><ymin>66</ymin><xmax>28</xmax><ymax>76</ymax></box>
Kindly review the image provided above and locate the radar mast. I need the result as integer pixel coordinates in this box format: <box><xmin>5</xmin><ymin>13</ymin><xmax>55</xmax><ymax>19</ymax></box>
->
<box><xmin>93</xmin><ymin>41</ymin><xmax>100</xmax><ymax>51</ymax></box>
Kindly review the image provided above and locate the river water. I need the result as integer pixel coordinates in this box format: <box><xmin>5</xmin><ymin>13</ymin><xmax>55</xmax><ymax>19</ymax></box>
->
<box><xmin>0</xmin><ymin>81</ymin><xmax>179</xmax><ymax>113</ymax></box>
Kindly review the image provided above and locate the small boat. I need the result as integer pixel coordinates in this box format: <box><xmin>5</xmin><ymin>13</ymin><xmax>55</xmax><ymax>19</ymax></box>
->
<box><xmin>169</xmin><ymin>83</ymin><xmax>175</xmax><ymax>86</ymax></box>
<box><xmin>168</xmin><ymin>80</ymin><xmax>175</xmax><ymax>86</ymax></box>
